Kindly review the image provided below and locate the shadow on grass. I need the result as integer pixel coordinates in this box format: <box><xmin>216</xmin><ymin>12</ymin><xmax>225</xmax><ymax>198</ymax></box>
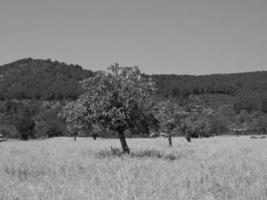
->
<box><xmin>250</xmin><ymin>135</ymin><xmax>267</xmax><ymax>139</ymax></box>
<box><xmin>95</xmin><ymin>148</ymin><xmax>185</xmax><ymax>161</ymax></box>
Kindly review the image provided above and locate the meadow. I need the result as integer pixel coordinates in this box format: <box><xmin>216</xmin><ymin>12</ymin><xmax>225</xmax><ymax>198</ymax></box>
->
<box><xmin>0</xmin><ymin>136</ymin><xmax>267</xmax><ymax>200</ymax></box>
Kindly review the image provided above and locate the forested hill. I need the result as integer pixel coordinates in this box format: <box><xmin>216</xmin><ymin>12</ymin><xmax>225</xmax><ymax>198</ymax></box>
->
<box><xmin>0</xmin><ymin>58</ymin><xmax>266</xmax><ymax>112</ymax></box>
<box><xmin>0</xmin><ymin>58</ymin><xmax>94</xmax><ymax>100</ymax></box>
<box><xmin>152</xmin><ymin>71</ymin><xmax>267</xmax><ymax>98</ymax></box>
<box><xmin>152</xmin><ymin>71</ymin><xmax>267</xmax><ymax>112</ymax></box>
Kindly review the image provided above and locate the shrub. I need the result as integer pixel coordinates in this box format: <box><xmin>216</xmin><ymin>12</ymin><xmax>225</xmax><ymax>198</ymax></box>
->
<box><xmin>45</xmin><ymin>120</ymin><xmax>66</xmax><ymax>138</ymax></box>
<box><xmin>0</xmin><ymin>128</ymin><xmax>10</xmax><ymax>137</ymax></box>
<box><xmin>181</xmin><ymin>115</ymin><xmax>213</xmax><ymax>138</ymax></box>
<box><xmin>96</xmin><ymin>148</ymin><xmax>180</xmax><ymax>161</ymax></box>
<box><xmin>250</xmin><ymin>114</ymin><xmax>267</xmax><ymax>134</ymax></box>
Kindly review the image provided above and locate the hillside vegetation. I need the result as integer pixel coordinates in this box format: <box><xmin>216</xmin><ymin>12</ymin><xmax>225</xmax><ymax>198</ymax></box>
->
<box><xmin>0</xmin><ymin>58</ymin><xmax>266</xmax><ymax>110</ymax></box>
<box><xmin>0</xmin><ymin>58</ymin><xmax>267</xmax><ymax>112</ymax></box>
<box><xmin>152</xmin><ymin>72</ymin><xmax>267</xmax><ymax>113</ymax></box>
<box><xmin>0</xmin><ymin>58</ymin><xmax>94</xmax><ymax>100</ymax></box>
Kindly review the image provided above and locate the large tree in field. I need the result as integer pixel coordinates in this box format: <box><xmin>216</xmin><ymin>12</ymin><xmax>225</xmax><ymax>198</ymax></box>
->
<box><xmin>63</xmin><ymin>64</ymin><xmax>156</xmax><ymax>153</ymax></box>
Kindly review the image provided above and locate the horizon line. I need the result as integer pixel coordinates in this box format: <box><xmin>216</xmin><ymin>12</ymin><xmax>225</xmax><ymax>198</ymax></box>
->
<box><xmin>1</xmin><ymin>57</ymin><xmax>266</xmax><ymax>76</ymax></box>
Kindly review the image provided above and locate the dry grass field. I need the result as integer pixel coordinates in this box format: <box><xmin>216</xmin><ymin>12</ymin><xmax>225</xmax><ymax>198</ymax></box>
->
<box><xmin>0</xmin><ymin>136</ymin><xmax>267</xmax><ymax>200</ymax></box>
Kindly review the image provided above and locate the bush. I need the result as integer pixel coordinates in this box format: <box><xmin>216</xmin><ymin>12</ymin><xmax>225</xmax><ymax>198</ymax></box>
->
<box><xmin>181</xmin><ymin>115</ymin><xmax>213</xmax><ymax>138</ymax></box>
<box><xmin>96</xmin><ymin>148</ymin><xmax>180</xmax><ymax>161</ymax></box>
<box><xmin>45</xmin><ymin>120</ymin><xmax>66</xmax><ymax>138</ymax></box>
<box><xmin>250</xmin><ymin>114</ymin><xmax>267</xmax><ymax>134</ymax></box>
<box><xmin>0</xmin><ymin>128</ymin><xmax>10</xmax><ymax>137</ymax></box>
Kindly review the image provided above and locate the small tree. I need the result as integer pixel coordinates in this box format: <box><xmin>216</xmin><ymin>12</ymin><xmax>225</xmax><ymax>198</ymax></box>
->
<box><xmin>63</xmin><ymin>64</ymin><xmax>155</xmax><ymax>153</ymax></box>
<box><xmin>152</xmin><ymin>101</ymin><xmax>180</xmax><ymax>146</ymax></box>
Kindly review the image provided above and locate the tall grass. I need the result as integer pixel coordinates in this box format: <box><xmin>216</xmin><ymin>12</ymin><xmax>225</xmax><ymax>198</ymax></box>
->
<box><xmin>0</xmin><ymin>136</ymin><xmax>267</xmax><ymax>200</ymax></box>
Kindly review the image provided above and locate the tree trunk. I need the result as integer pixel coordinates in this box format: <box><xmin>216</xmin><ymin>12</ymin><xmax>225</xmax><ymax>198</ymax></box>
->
<box><xmin>168</xmin><ymin>135</ymin><xmax>172</xmax><ymax>147</ymax></box>
<box><xmin>92</xmin><ymin>133</ymin><xmax>97</xmax><ymax>140</ymax></box>
<box><xmin>118</xmin><ymin>128</ymin><xmax>130</xmax><ymax>154</ymax></box>
<box><xmin>74</xmin><ymin>135</ymin><xmax>77</xmax><ymax>141</ymax></box>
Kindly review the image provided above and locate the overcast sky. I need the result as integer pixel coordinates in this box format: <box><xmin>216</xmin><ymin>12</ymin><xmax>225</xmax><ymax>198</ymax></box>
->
<box><xmin>0</xmin><ymin>0</ymin><xmax>267</xmax><ymax>74</ymax></box>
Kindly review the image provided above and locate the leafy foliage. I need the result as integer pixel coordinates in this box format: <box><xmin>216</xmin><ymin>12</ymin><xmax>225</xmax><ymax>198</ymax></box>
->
<box><xmin>63</xmin><ymin>64</ymin><xmax>156</xmax><ymax>131</ymax></box>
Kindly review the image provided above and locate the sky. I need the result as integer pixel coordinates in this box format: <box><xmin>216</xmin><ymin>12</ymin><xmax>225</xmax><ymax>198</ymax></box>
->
<box><xmin>0</xmin><ymin>0</ymin><xmax>267</xmax><ymax>75</ymax></box>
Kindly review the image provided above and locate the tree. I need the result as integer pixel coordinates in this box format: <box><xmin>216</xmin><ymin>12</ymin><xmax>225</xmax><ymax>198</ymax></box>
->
<box><xmin>63</xmin><ymin>64</ymin><xmax>156</xmax><ymax>153</ymax></box>
<box><xmin>61</xmin><ymin>101</ymin><xmax>86</xmax><ymax>141</ymax></box>
<box><xmin>152</xmin><ymin>101</ymin><xmax>181</xmax><ymax>146</ymax></box>
<box><xmin>15</xmin><ymin>107</ymin><xmax>35</xmax><ymax>140</ymax></box>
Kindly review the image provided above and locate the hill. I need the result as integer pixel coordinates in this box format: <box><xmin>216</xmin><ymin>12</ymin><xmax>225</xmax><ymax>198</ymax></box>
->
<box><xmin>152</xmin><ymin>71</ymin><xmax>267</xmax><ymax>113</ymax></box>
<box><xmin>152</xmin><ymin>71</ymin><xmax>267</xmax><ymax>97</ymax></box>
<box><xmin>0</xmin><ymin>58</ymin><xmax>266</xmax><ymax>112</ymax></box>
<box><xmin>0</xmin><ymin>58</ymin><xmax>94</xmax><ymax>100</ymax></box>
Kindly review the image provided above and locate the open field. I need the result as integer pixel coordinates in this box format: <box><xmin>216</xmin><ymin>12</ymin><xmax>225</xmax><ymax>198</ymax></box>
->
<box><xmin>0</xmin><ymin>136</ymin><xmax>267</xmax><ymax>200</ymax></box>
